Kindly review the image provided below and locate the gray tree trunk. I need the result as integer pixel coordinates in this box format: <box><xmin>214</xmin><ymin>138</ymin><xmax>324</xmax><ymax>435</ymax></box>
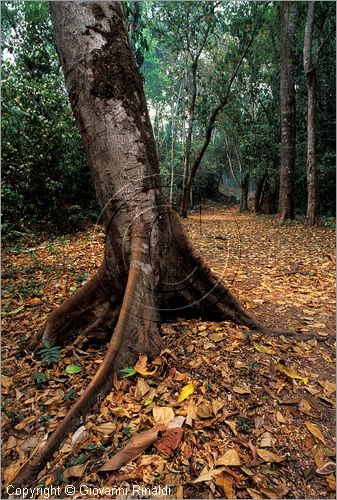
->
<box><xmin>278</xmin><ymin>2</ymin><xmax>299</xmax><ymax>222</ymax></box>
<box><xmin>304</xmin><ymin>1</ymin><xmax>318</xmax><ymax>226</ymax></box>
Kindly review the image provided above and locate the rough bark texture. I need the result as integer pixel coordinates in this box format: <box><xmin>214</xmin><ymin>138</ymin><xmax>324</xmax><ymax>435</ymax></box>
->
<box><xmin>11</xmin><ymin>1</ymin><xmax>324</xmax><ymax>490</ymax></box>
<box><xmin>278</xmin><ymin>2</ymin><xmax>299</xmax><ymax>223</ymax></box>
<box><xmin>240</xmin><ymin>173</ymin><xmax>249</xmax><ymax>211</ymax></box>
<box><xmin>304</xmin><ymin>1</ymin><xmax>319</xmax><ymax>226</ymax></box>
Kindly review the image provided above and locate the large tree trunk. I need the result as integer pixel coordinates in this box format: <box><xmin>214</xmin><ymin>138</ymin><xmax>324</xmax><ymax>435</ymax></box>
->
<box><xmin>11</xmin><ymin>1</ymin><xmax>319</xmax><ymax>490</ymax></box>
<box><xmin>304</xmin><ymin>1</ymin><xmax>319</xmax><ymax>226</ymax></box>
<box><xmin>278</xmin><ymin>2</ymin><xmax>299</xmax><ymax>223</ymax></box>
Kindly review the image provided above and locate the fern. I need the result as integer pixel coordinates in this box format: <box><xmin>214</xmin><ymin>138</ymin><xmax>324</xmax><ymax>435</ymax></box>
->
<box><xmin>38</xmin><ymin>339</ymin><xmax>61</xmax><ymax>366</ymax></box>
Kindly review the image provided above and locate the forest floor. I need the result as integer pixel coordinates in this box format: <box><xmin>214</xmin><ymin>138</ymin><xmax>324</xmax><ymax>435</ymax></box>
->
<box><xmin>2</xmin><ymin>206</ymin><xmax>336</xmax><ymax>499</ymax></box>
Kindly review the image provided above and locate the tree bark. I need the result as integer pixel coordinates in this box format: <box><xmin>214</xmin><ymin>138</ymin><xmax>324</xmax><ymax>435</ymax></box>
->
<box><xmin>278</xmin><ymin>2</ymin><xmax>299</xmax><ymax>223</ymax></box>
<box><xmin>240</xmin><ymin>173</ymin><xmax>249</xmax><ymax>211</ymax></box>
<box><xmin>11</xmin><ymin>1</ymin><xmax>321</xmax><ymax>490</ymax></box>
<box><xmin>304</xmin><ymin>1</ymin><xmax>319</xmax><ymax>226</ymax></box>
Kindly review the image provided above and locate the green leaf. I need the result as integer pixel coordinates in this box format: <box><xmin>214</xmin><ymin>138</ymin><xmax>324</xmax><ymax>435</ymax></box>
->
<box><xmin>65</xmin><ymin>364</ymin><xmax>82</xmax><ymax>374</ymax></box>
<box><xmin>119</xmin><ymin>367</ymin><xmax>137</xmax><ymax>378</ymax></box>
<box><xmin>2</xmin><ymin>305</ymin><xmax>25</xmax><ymax>316</ymax></box>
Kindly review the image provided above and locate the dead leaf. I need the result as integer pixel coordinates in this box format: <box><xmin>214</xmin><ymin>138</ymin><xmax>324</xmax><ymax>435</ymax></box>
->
<box><xmin>247</xmin><ymin>488</ymin><xmax>262</xmax><ymax>499</ymax></box>
<box><xmin>3</xmin><ymin>461</ymin><xmax>21</xmax><ymax>485</ymax></box>
<box><xmin>152</xmin><ymin>406</ymin><xmax>174</xmax><ymax>426</ymax></box>
<box><xmin>275</xmin><ymin>362</ymin><xmax>308</xmax><ymax>384</ymax></box>
<box><xmin>224</xmin><ymin>420</ymin><xmax>237</xmax><ymax>436</ymax></box>
<box><xmin>313</xmin><ymin>445</ymin><xmax>326</xmax><ymax>468</ymax></box>
<box><xmin>177</xmin><ymin>383</ymin><xmax>194</xmax><ymax>403</ymax></box>
<box><xmin>259</xmin><ymin>431</ymin><xmax>274</xmax><ymax>448</ymax></box>
<box><xmin>316</xmin><ymin>462</ymin><xmax>336</xmax><ymax>475</ymax></box>
<box><xmin>94</xmin><ymin>422</ymin><xmax>116</xmax><ymax>435</ymax></box>
<box><xmin>70</xmin><ymin>425</ymin><xmax>87</xmax><ymax>444</ymax></box>
<box><xmin>64</xmin><ymin>463</ymin><xmax>87</xmax><ymax>478</ymax></box>
<box><xmin>256</xmin><ymin>448</ymin><xmax>284</xmax><ymax>463</ymax></box>
<box><xmin>233</xmin><ymin>386</ymin><xmax>251</xmax><ymax>394</ymax></box>
<box><xmin>215</xmin><ymin>448</ymin><xmax>241</xmax><ymax>466</ymax></box>
<box><xmin>276</xmin><ymin>410</ymin><xmax>287</xmax><ymax>423</ymax></box>
<box><xmin>197</xmin><ymin>401</ymin><xmax>212</xmax><ymax>418</ymax></box>
<box><xmin>215</xmin><ymin>473</ymin><xmax>234</xmax><ymax>498</ymax></box>
<box><xmin>194</xmin><ymin>466</ymin><xmax>216</xmax><ymax>483</ymax></box>
<box><xmin>253</xmin><ymin>343</ymin><xmax>273</xmax><ymax>354</ymax></box>
<box><xmin>319</xmin><ymin>380</ymin><xmax>336</xmax><ymax>398</ymax></box>
<box><xmin>305</xmin><ymin>420</ymin><xmax>326</xmax><ymax>444</ymax></box>
<box><xmin>212</xmin><ymin>399</ymin><xmax>225</xmax><ymax>416</ymax></box>
<box><xmin>134</xmin><ymin>378</ymin><xmax>150</xmax><ymax>400</ymax></box>
<box><xmin>134</xmin><ymin>353</ymin><xmax>157</xmax><ymax>376</ymax></box>
<box><xmin>98</xmin><ymin>427</ymin><xmax>160</xmax><ymax>472</ymax></box>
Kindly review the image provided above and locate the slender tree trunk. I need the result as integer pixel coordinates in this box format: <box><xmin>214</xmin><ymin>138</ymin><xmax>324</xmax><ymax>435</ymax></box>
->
<box><xmin>170</xmin><ymin>82</ymin><xmax>183</xmax><ymax>206</ymax></box>
<box><xmin>240</xmin><ymin>173</ymin><xmax>249</xmax><ymax>211</ymax></box>
<box><xmin>278</xmin><ymin>2</ymin><xmax>299</xmax><ymax>222</ymax></box>
<box><xmin>181</xmin><ymin>62</ymin><xmax>197</xmax><ymax>218</ymax></box>
<box><xmin>304</xmin><ymin>1</ymin><xmax>318</xmax><ymax>226</ymax></box>
<box><xmin>254</xmin><ymin>172</ymin><xmax>267</xmax><ymax>213</ymax></box>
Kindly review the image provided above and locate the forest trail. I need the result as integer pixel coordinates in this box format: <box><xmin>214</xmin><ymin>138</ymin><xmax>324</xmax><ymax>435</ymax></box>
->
<box><xmin>2</xmin><ymin>206</ymin><xmax>335</xmax><ymax>498</ymax></box>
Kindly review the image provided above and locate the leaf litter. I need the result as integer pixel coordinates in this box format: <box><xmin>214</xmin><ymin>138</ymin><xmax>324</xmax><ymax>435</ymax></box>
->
<box><xmin>1</xmin><ymin>207</ymin><xmax>335</xmax><ymax>498</ymax></box>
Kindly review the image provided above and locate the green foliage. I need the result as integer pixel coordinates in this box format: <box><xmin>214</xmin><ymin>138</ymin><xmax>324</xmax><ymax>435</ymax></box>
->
<box><xmin>33</xmin><ymin>371</ymin><xmax>48</xmax><ymax>385</ymax></box>
<box><xmin>119</xmin><ymin>367</ymin><xmax>137</xmax><ymax>378</ymax></box>
<box><xmin>2</xmin><ymin>1</ymin><xmax>97</xmax><ymax>240</ymax></box>
<box><xmin>38</xmin><ymin>339</ymin><xmax>61</xmax><ymax>366</ymax></box>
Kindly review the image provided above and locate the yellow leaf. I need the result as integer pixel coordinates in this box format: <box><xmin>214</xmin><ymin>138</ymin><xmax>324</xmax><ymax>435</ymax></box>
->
<box><xmin>256</xmin><ymin>448</ymin><xmax>284</xmax><ymax>463</ymax></box>
<box><xmin>275</xmin><ymin>362</ymin><xmax>308</xmax><ymax>383</ymax></box>
<box><xmin>177</xmin><ymin>383</ymin><xmax>194</xmax><ymax>403</ymax></box>
<box><xmin>215</xmin><ymin>448</ymin><xmax>241</xmax><ymax>466</ymax></box>
<box><xmin>152</xmin><ymin>406</ymin><xmax>174</xmax><ymax>426</ymax></box>
<box><xmin>305</xmin><ymin>420</ymin><xmax>326</xmax><ymax>444</ymax></box>
<box><xmin>233</xmin><ymin>386</ymin><xmax>251</xmax><ymax>394</ymax></box>
<box><xmin>253</xmin><ymin>343</ymin><xmax>273</xmax><ymax>354</ymax></box>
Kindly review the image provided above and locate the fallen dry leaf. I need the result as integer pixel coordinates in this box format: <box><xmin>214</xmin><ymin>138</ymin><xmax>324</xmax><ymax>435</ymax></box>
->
<box><xmin>152</xmin><ymin>406</ymin><xmax>174</xmax><ymax>426</ymax></box>
<box><xmin>215</xmin><ymin>472</ymin><xmax>235</xmax><ymax>498</ymax></box>
<box><xmin>304</xmin><ymin>420</ymin><xmax>326</xmax><ymax>444</ymax></box>
<box><xmin>256</xmin><ymin>448</ymin><xmax>284</xmax><ymax>463</ymax></box>
<box><xmin>316</xmin><ymin>462</ymin><xmax>336</xmax><ymax>475</ymax></box>
<box><xmin>154</xmin><ymin>427</ymin><xmax>184</xmax><ymax>456</ymax></box>
<box><xmin>215</xmin><ymin>448</ymin><xmax>241</xmax><ymax>466</ymax></box>
<box><xmin>275</xmin><ymin>362</ymin><xmax>308</xmax><ymax>383</ymax></box>
<box><xmin>177</xmin><ymin>383</ymin><xmax>194</xmax><ymax>403</ymax></box>
<box><xmin>98</xmin><ymin>427</ymin><xmax>160</xmax><ymax>472</ymax></box>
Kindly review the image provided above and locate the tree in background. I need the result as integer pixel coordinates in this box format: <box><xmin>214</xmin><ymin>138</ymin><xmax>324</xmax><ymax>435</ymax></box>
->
<box><xmin>278</xmin><ymin>2</ymin><xmax>299</xmax><ymax>222</ymax></box>
<box><xmin>303</xmin><ymin>1</ymin><xmax>318</xmax><ymax>226</ymax></box>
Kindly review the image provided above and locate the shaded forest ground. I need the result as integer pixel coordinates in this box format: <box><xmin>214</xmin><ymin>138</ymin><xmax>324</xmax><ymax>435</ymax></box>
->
<box><xmin>2</xmin><ymin>206</ymin><xmax>336</xmax><ymax>499</ymax></box>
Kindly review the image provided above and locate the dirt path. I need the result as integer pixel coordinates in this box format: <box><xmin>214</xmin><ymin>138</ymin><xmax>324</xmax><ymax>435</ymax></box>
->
<box><xmin>2</xmin><ymin>207</ymin><xmax>335</xmax><ymax>498</ymax></box>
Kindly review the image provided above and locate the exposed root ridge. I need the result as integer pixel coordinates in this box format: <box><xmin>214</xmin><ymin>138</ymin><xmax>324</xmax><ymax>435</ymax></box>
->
<box><xmin>12</xmin><ymin>229</ymin><xmax>151</xmax><ymax>489</ymax></box>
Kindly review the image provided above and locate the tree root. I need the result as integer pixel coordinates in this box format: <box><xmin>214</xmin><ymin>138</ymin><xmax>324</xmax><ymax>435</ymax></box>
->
<box><xmin>11</xmin><ymin>229</ymin><xmax>159</xmax><ymax>489</ymax></box>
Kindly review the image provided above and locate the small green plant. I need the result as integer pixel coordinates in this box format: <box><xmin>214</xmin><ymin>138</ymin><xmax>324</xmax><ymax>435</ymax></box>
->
<box><xmin>237</xmin><ymin>416</ymin><xmax>250</xmax><ymax>434</ymax></box>
<box><xmin>205</xmin><ymin>382</ymin><xmax>212</xmax><ymax>392</ymax></box>
<box><xmin>33</xmin><ymin>371</ymin><xmax>49</xmax><ymax>385</ymax></box>
<box><xmin>119</xmin><ymin>367</ymin><xmax>137</xmax><ymax>378</ymax></box>
<box><xmin>63</xmin><ymin>388</ymin><xmax>76</xmax><ymax>401</ymax></box>
<box><xmin>122</xmin><ymin>427</ymin><xmax>133</xmax><ymax>438</ymax></box>
<box><xmin>38</xmin><ymin>339</ymin><xmax>61</xmax><ymax>366</ymax></box>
